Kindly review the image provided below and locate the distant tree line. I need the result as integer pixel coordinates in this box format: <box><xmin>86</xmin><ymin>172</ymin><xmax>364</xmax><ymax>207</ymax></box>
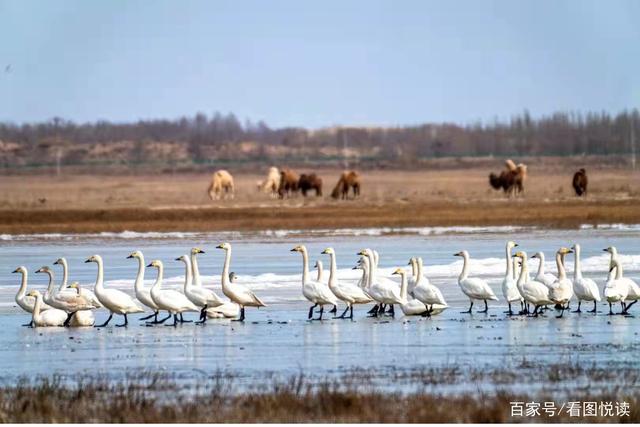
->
<box><xmin>0</xmin><ymin>110</ymin><xmax>637</xmax><ymax>168</ymax></box>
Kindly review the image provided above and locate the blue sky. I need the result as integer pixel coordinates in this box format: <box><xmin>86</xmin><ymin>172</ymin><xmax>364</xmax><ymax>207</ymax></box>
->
<box><xmin>1</xmin><ymin>0</ymin><xmax>638</xmax><ymax>128</ymax></box>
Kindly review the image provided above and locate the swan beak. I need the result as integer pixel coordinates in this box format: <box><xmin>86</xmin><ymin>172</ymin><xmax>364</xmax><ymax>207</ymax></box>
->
<box><xmin>603</xmin><ymin>248</ymin><xmax>609</xmax><ymax>252</ymax></box>
<box><xmin>453</xmin><ymin>253</ymin><xmax>461</xmax><ymax>257</ymax></box>
<box><xmin>357</xmin><ymin>250</ymin><xmax>365</xmax><ymax>256</ymax></box>
<box><xmin>126</xmin><ymin>254</ymin><xmax>133</xmax><ymax>259</ymax></box>
<box><xmin>531</xmin><ymin>254</ymin><xmax>538</xmax><ymax>259</ymax></box>
<box><xmin>320</xmin><ymin>249</ymin><xmax>328</xmax><ymax>254</ymax></box>
<box><xmin>84</xmin><ymin>259</ymin><xmax>91</xmax><ymax>263</ymax></box>
<box><xmin>609</xmin><ymin>265</ymin><xmax>615</xmax><ymax>273</ymax></box>
<box><xmin>174</xmin><ymin>257</ymin><xmax>181</xmax><ymax>261</ymax></box>
<box><xmin>216</xmin><ymin>244</ymin><xmax>224</xmax><ymax>249</ymax></box>
<box><xmin>53</xmin><ymin>260</ymin><xmax>59</xmax><ymax>265</ymax></box>
<box><xmin>11</xmin><ymin>268</ymin><xmax>19</xmax><ymax>273</ymax></box>
<box><xmin>352</xmin><ymin>266</ymin><xmax>358</xmax><ymax>270</ymax></box>
<box><xmin>146</xmin><ymin>263</ymin><xmax>153</xmax><ymax>267</ymax></box>
<box><xmin>514</xmin><ymin>243</ymin><xmax>519</xmax><ymax>247</ymax></box>
<box><xmin>199</xmin><ymin>250</ymin><xmax>205</xmax><ymax>254</ymax></box>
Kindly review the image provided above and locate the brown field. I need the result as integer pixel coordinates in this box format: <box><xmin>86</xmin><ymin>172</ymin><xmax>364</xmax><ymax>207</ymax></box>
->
<box><xmin>1</xmin><ymin>157</ymin><xmax>639</xmax><ymax>234</ymax></box>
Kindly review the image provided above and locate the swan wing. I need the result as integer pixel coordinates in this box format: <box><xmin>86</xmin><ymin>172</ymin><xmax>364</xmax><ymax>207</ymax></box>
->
<box><xmin>304</xmin><ymin>281</ymin><xmax>338</xmax><ymax>305</ymax></box>
<box><xmin>100</xmin><ymin>289</ymin><xmax>144</xmax><ymax>313</ymax></box>
<box><xmin>206</xmin><ymin>302</ymin><xmax>240</xmax><ymax>318</ymax></box>
<box><xmin>414</xmin><ymin>284</ymin><xmax>447</xmax><ymax>306</ymax></box>
<box><xmin>401</xmin><ymin>299</ymin><xmax>427</xmax><ymax>315</ymax></box>
<box><xmin>38</xmin><ymin>309</ymin><xmax>68</xmax><ymax>327</ymax></box>
<box><xmin>460</xmin><ymin>278</ymin><xmax>498</xmax><ymax>300</ymax></box>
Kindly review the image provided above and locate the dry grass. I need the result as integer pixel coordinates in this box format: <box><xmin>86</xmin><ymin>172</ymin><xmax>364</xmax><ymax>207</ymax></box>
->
<box><xmin>0</xmin><ymin>371</ymin><xmax>636</xmax><ymax>423</ymax></box>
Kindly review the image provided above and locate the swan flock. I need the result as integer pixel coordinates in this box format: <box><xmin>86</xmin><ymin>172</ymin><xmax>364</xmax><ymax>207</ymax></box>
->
<box><xmin>11</xmin><ymin>241</ymin><xmax>638</xmax><ymax>327</ymax></box>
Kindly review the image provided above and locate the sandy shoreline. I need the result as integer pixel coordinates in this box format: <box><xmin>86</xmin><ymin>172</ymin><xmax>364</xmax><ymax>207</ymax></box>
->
<box><xmin>1</xmin><ymin>198</ymin><xmax>640</xmax><ymax>234</ymax></box>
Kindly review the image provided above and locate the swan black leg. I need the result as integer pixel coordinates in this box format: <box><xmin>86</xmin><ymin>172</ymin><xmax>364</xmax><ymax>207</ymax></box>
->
<box><xmin>179</xmin><ymin>313</ymin><xmax>192</xmax><ymax>323</ymax></box>
<box><xmin>532</xmin><ymin>305</ymin><xmax>540</xmax><ymax>317</ymax></box>
<box><xmin>367</xmin><ymin>304</ymin><xmax>379</xmax><ymax>315</ymax></box>
<box><xmin>195</xmin><ymin>311</ymin><xmax>208</xmax><ymax>325</ymax></box>
<box><xmin>477</xmin><ymin>300</ymin><xmax>488</xmax><ymax>313</ymax></box>
<box><xmin>505</xmin><ymin>302</ymin><xmax>513</xmax><ymax>315</ymax></box>
<box><xmin>461</xmin><ymin>301</ymin><xmax>473</xmax><ymax>314</ymax></box>
<box><xmin>556</xmin><ymin>304</ymin><xmax>566</xmax><ymax>318</ymax></box>
<box><xmin>308</xmin><ymin>303</ymin><xmax>318</xmax><ymax>319</ymax></box>
<box><xmin>623</xmin><ymin>300</ymin><xmax>637</xmax><ymax>315</ymax></box>
<box><xmin>152</xmin><ymin>312</ymin><xmax>172</xmax><ymax>324</ymax></box>
<box><xmin>608</xmin><ymin>302</ymin><xmax>614</xmax><ymax>315</ymax></box>
<box><xmin>63</xmin><ymin>312</ymin><xmax>75</xmax><ymax>327</ymax></box>
<box><xmin>349</xmin><ymin>305</ymin><xmax>354</xmax><ymax>320</ymax></box>
<box><xmin>330</xmin><ymin>305</ymin><xmax>337</xmax><ymax>315</ymax></box>
<box><xmin>336</xmin><ymin>305</ymin><xmax>350</xmax><ymax>319</ymax></box>
<box><xmin>239</xmin><ymin>306</ymin><xmax>245</xmax><ymax>321</ymax></box>
<box><xmin>314</xmin><ymin>306</ymin><xmax>324</xmax><ymax>321</ymax></box>
<box><xmin>22</xmin><ymin>320</ymin><xmax>33</xmax><ymax>327</ymax></box>
<box><xmin>167</xmin><ymin>314</ymin><xmax>178</xmax><ymax>326</ymax></box>
<box><xmin>572</xmin><ymin>301</ymin><xmax>582</xmax><ymax>313</ymax></box>
<box><xmin>116</xmin><ymin>313</ymin><xmax>128</xmax><ymax>327</ymax></box>
<box><xmin>95</xmin><ymin>312</ymin><xmax>113</xmax><ymax>328</ymax></box>
<box><xmin>139</xmin><ymin>311</ymin><xmax>157</xmax><ymax>321</ymax></box>
<box><xmin>588</xmin><ymin>301</ymin><xmax>597</xmax><ymax>313</ymax></box>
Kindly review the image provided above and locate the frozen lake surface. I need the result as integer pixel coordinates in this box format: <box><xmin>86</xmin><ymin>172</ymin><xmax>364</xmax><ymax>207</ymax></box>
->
<box><xmin>1</xmin><ymin>225</ymin><xmax>639</xmax><ymax>391</ymax></box>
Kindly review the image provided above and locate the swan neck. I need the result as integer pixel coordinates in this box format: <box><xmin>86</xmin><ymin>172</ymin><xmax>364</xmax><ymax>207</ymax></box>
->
<box><xmin>191</xmin><ymin>253</ymin><xmax>202</xmax><ymax>286</ymax></box>
<box><xmin>134</xmin><ymin>256</ymin><xmax>145</xmax><ymax>293</ymax></box>
<box><xmin>400</xmin><ymin>274</ymin><xmax>408</xmax><ymax>300</ymax></box>
<box><xmin>574</xmin><ymin>247</ymin><xmax>582</xmax><ymax>279</ymax></box>
<box><xmin>95</xmin><ymin>259</ymin><xmax>104</xmax><ymax>293</ymax></box>
<box><xmin>410</xmin><ymin>260</ymin><xmax>416</xmax><ymax>278</ymax></box>
<box><xmin>328</xmin><ymin>253</ymin><xmax>337</xmax><ymax>287</ymax></box>
<box><xmin>58</xmin><ymin>259</ymin><xmax>68</xmax><ymax>292</ymax></box>
<box><xmin>556</xmin><ymin>252</ymin><xmax>566</xmax><ymax>279</ymax></box>
<box><xmin>505</xmin><ymin>246</ymin><xmax>513</xmax><ymax>277</ymax></box>
<box><xmin>536</xmin><ymin>253</ymin><xmax>545</xmax><ymax>277</ymax></box>
<box><xmin>183</xmin><ymin>258</ymin><xmax>193</xmax><ymax>292</ymax></box>
<box><xmin>45</xmin><ymin>271</ymin><xmax>55</xmax><ymax>296</ymax></box>
<box><xmin>300</xmin><ymin>249</ymin><xmax>309</xmax><ymax>286</ymax></box>
<box><xmin>32</xmin><ymin>294</ymin><xmax>42</xmax><ymax>317</ymax></box>
<box><xmin>615</xmin><ymin>262</ymin><xmax>623</xmax><ymax>279</ymax></box>
<box><xmin>221</xmin><ymin>248</ymin><xmax>231</xmax><ymax>290</ymax></box>
<box><xmin>416</xmin><ymin>258</ymin><xmax>424</xmax><ymax>286</ymax></box>
<box><xmin>17</xmin><ymin>270</ymin><xmax>27</xmax><ymax>297</ymax></box>
<box><xmin>316</xmin><ymin>261</ymin><xmax>323</xmax><ymax>282</ymax></box>
<box><xmin>151</xmin><ymin>265</ymin><xmax>163</xmax><ymax>291</ymax></box>
<box><xmin>516</xmin><ymin>257</ymin><xmax>528</xmax><ymax>287</ymax></box>
<box><xmin>459</xmin><ymin>254</ymin><xmax>469</xmax><ymax>280</ymax></box>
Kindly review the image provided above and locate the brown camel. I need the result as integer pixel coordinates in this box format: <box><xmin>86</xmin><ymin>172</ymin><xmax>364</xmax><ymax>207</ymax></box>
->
<box><xmin>489</xmin><ymin>159</ymin><xmax>527</xmax><ymax>197</ymax></box>
<box><xmin>331</xmin><ymin>171</ymin><xmax>361</xmax><ymax>199</ymax></box>
<box><xmin>572</xmin><ymin>168</ymin><xmax>588</xmax><ymax>196</ymax></box>
<box><xmin>278</xmin><ymin>168</ymin><xmax>300</xmax><ymax>198</ymax></box>
<box><xmin>298</xmin><ymin>173</ymin><xmax>323</xmax><ymax>197</ymax></box>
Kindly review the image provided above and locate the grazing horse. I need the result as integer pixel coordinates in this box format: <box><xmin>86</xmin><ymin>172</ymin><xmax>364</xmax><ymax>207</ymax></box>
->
<box><xmin>331</xmin><ymin>171</ymin><xmax>361</xmax><ymax>199</ymax></box>
<box><xmin>207</xmin><ymin>170</ymin><xmax>234</xmax><ymax>200</ymax></box>
<box><xmin>257</xmin><ymin>166</ymin><xmax>280</xmax><ymax>198</ymax></box>
<box><xmin>298</xmin><ymin>173</ymin><xmax>323</xmax><ymax>197</ymax></box>
<box><xmin>278</xmin><ymin>168</ymin><xmax>300</xmax><ymax>198</ymax></box>
<box><xmin>572</xmin><ymin>168</ymin><xmax>588</xmax><ymax>197</ymax></box>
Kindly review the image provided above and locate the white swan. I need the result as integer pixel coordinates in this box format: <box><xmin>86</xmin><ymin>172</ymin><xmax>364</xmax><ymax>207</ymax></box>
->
<box><xmin>603</xmin><ymin>247</ymin><xmax>640</xmax><ymax>314</ymax></box>
<box><xmin>53</xmin><ymin>257</ymin><xmax>101</xmax><ymax>307</ymax></box>
<box><xmin>86</xmin><ymin>254</ymin><xmax>144</xmax><ymax>327</ymax></box>
<box><xmin>412</xmin><ymin>257</ymin><xmax>448</xmax><ymax>312</ymax></box>
<box><xmin>454</xmin><ymin>250</ymin><xmax>498</xmax><ymax>313</ymax></box>
<box><xmin>357</xmin><ymin>249</ymin><xmax>404</xmax><ymax>317</ymax></box>
<box><xmin>13</xmin><ymin>266</ymin><xmax>52</xmax><ymax>322</ymax></box>
<box><xmin>392</xmin><ymin>267</ymin><xmax>430</xmax><ymax>316</ymax></box>
<box><xmin>67</xmin><ymin>282</ymin><xmax>96</xmax><ymax>326</ymax></box>
<box><xmin>127</xmin><ymin>250</ymin><xmax>165</xmax><ymax>324</ymax></box>
<box><xmin>25</xmin><ymin>290</ymin><xmax>67</xmax><ymax>327</ymax></box>
<box><xmin>549</xmin><ymin>247</ymin><xmax>574</xmax><ymax>317</ymax></box>
<box><xmin>321</xmin><ymin>247</ymin><xmax>372</xmax><ymax>319</ymax></box>
<box><xmin>501</xmin><ymin>241</ymin><xmax>523</xmax><ymax>315</ymax></box>
<box><xmin>531</xmin><ymin>252</ymin><xmax>557</xmax><ymax>288</ymax></box>
<box><xmin>605</xmin><ymin>258</ymin><xmax>631</xmax><ymax>315</ymax></box>
<box><xmin>190</xmin><ymin>247</ymin><xmax>224</xmax><ymax>306</ymax></box>
<box><xmin>291</xmin><ymin>245</ymin><xmax>337</xmax><ymax>320</ymax></box>
<box><xmin>407</xmin><ymin>257</ymin><xmax>418</xmax><ymax>296</ymax></box>
<box><xmin>205</xmin><ymin>272</ymin><xmax>241</xmax><ymax>319</ymax></box>
<box><xmin>217</xmin><ymin>242</ymin><xmax>266</xmax><ymax>321</ymax></box>
<box><xmin>512</xmin><ymin>251</ymin><xmax>553</xmax><ymax>316</ymax></box>
<box><xmin>38</xmin><ymin>266</ymin><xmax>98</xmax><ymax>326</ymax></box>
<box><xmin>147</xmin><ymin>259</ymin><xmax>199</xmax><ymax>326</ymax></box>
<box><xmin>570</xmin><ymin>243</ymin><xmax>601</xmax><ymax>313</ymax></box>
<box><xmin>179</xmin><ymin>251</ymin><xmax>224</xmax><ymax>324</ymax></box>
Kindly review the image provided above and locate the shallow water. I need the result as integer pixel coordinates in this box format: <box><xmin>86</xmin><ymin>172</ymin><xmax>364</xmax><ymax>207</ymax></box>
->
<box><xmin>1</xmin><ymin>226</ymin><xmax>639</xmax><ymax>391</ymax></box>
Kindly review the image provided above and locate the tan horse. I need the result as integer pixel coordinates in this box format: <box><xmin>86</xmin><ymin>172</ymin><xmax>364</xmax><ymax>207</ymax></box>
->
<box><xmin>256</xmin><ymin>166</ymin><xmax>280</xmax><ymax>197</ymax></box>
<box><xmin>208</xmin><ymin>170</ymin><xmax>235</xmax><ymax>200</ymax></box>
<box><xmin>331</xmin><ymin>171</ymin><xmax>360</xmax><ymax>199</ymax></box>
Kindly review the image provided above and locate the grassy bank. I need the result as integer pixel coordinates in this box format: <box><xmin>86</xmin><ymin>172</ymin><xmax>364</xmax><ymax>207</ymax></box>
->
<box><xmin>0</xmin><ymin>372</ymin><xmax>636</xmax><ymax>423</ymax></box>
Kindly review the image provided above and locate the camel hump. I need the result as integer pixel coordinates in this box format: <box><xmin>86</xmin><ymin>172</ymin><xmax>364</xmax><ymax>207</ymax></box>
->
<box><xmin>505</xmin><ymin>159</ymin><xmax>517</xmax><ymax>171</ymax></box>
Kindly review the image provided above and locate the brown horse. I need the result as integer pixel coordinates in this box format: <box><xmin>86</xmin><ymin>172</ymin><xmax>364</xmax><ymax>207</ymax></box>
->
<box><xmin>572</xmin><ymin>168</ymin><xmax>588</xmax><ymax>196</ymax></box>
<box><xmin>331</xmin><ymin>171</ymin><xmax>361</xmax><ymax>199</ymax></box>
<box><xmin>278</xmin><ymin>168</ymin><xmax>300</xmax><ymax>198</ymax></box>
<box><xmin>298</xmin><ymin>173</ymin><xmax>323</xmax><ymax>197</ymax></box>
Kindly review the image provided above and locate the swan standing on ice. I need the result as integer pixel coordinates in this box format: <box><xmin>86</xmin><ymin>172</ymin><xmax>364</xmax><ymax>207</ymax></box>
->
<box><xmin>127</xmin><ymin>250</ymin><xmax>165</xmax><ymax>323</ymax></box>
<box><xmin>291</xmin><ymin>245</ymin><xmax>337</xmax><ymax>320</ymax></box>
<box><xmin>67</xmin><ymin>283</ymin><xmax>96</xmax><ymax>326</ymax></box>
<box><xmin>86</xmin><ymin>255</ymin><xmax>144</xmax><ymax>327</ymax></box>
<box><xmin>570</xmin><ymin>244</ymin><xmax>601</xmax><ymax>313</ymax></box>
<box><xmin>147</xmin><ymin>259</ymin><xmax>199</xmax><ymax>326</ymax></box>
<box><xmin>501</xmin><ymin>241</ymin><xmax>523</xmax><ymax>315</ymax></box>
<box><xmin>358</xmin><ymin>249</ymin><xmax>404</xmax><ymax>317</ymax></box>
<box><xmin>412</xmin><ymin>257</ymin><xmax>447</xmax><ymax>314</ymax></box>
<box><xmin>25</xmin><ymin>290</ymin><xmax>67</xmax><ymax>327</ymax></box>
<box><xmin>392</xmin><ymin>268</ymin><xmax>430</xmax><ymax>316</ymax></box>
<box><xmin>38</xmin><ymin>266</ymin><xmax>98</xmax><ymax>326</ymax></box>
<box><xmin>321</xmin><ymin>247</ymin><xmax>372</xmax><ymax>319</ymax></box>
<box><xmin>205</xmin><ymin>272</ymin><xmax>241</xmax><ymax>319</ymax></box>
<box><xmin>603</xmin><ymin>248</ymin><xmax>639</xmax><ymax>314</ymax></box>
<box><xmin>512</xmin><ymin>251</ymin><xmax>554</xmax><ymax>317</ymax></box>
<box><xmin>179</xmin><ymin>251</ymin><xmax>224</xmax><ymax>324</ymax></box>
<box><xmin>190</xmin><ymin>247</ymin><xmax>224</xmax><ymax>305</ymax></box>
<box><xmin>13</xmin><ymin>266</ymin><xmax>51</xmax><ymax>326</ymax></box>
<box><xmin>605</xmin><ymin>258</ymin><xmax>632</xmax><ymax>315</ymax></box>
<box><xmin>549</xmin><ymin>247</ymin><xmax>574</xmax><ymax>318</ymax></box>
<box><xmin>454</xmin><ymin>250</ymin><xmax>498</xmax><ymax>314</ymax></box>
<box><xmin>531</xmin><ymin>252</ymin><xmax>557</xmax><ymax>288</ymax></box>
<box><xmin>217</xmin><ymin>242</ymin><xmax>266</xmax><ymax>322</ymax></box>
